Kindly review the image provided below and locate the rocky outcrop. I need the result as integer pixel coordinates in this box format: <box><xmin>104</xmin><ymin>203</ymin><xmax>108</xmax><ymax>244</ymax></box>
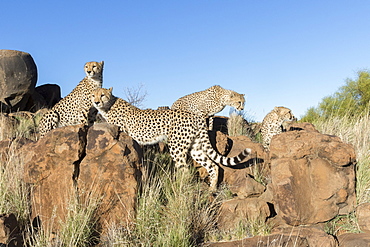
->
<box><xmin>20</xmin><ymin>123</ymin><xmax>141</xmax><ymax>233</ymax></box>
<box><xmin>0</xmin><ymin>50</ymin><xmax>38</xmax><ymax>112</ymax></box>
<box><xmin>22</xmin><ymin>124</ymin><xmax>87</xmax><ymax>231</ymax></box>
<box><xmin>208</xmin><ymin>226</ymin><xmax>336</xmax><ymax>247</ymax></box>
<box><xmin>0</xmin><ymin>50</ymin><xmax>62</xmax><ymax>113</ymax></box>
<box><xmin>78</xmin><ymin>123</ymin><xmax>142</xmax><ymax>232</ymax></box>
<box><xmin>0</xmin><ymin>118</ymin><xmax>361</xmax><ymax>245</ymax></box>
<box><xmin>270</xmin><ymin>129</ymin><xmax>356</xmax><ymax>226</ymax></box>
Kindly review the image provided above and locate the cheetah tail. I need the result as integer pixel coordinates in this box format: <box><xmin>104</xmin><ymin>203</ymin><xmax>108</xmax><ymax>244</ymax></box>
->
<box><xmin>206</xmin><ymin>146</ymin><xmax>252</xmax><ymax>166</ymax></box>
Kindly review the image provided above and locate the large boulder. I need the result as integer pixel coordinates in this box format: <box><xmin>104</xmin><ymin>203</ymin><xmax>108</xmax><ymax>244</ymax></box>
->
<box><xmin>35</xmin><ymin>84</ymin><xmax>62</xmax><ymax>109</ymax></box>
<box><xmin>20</xmin><ymin>123</ymin><xmax>142</xmax><ymax>234</ymax></box>
<box><xmin>21</xmin><ymin>124</ymin><xmax>87</xmax><ymax>232</ymax></box>
<box><xmin>270</xmin><ymin>127</ymin><xmax>356</xmax><ymax>226</ymax></box>
<box><xmin>78</xmin><ymin>123</ymin><xmax>142</xmax><ymax>233</ymax></box>
<box><xmin>0</xmin><ymin>50</ymin><xmax>37</xmax><ymax>112</ymax></box>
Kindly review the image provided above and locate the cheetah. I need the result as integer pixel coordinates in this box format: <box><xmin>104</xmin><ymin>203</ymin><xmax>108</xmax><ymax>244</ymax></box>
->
<box><xmin>91</xmin><ymin>87</ymin><xmax>252</xmax><ymax>191</ymax></box>
<box><xmin>261</xmin><ymin>106</ymin><xmax>296</xmax><ymax>150</ymax></box>
<box><xmin>38</xmin><ymin>61</ymin><xmax>104</xmax><ymax>138</ymax></box>
<box><xmin>171</xmin><ymin>85</ymin><xmax>245</xmax><ymax>130</ymax></box>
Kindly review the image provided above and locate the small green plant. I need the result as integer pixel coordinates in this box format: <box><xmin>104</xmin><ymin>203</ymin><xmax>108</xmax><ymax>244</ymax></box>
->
<box><xmin>207</xmin><ymin>217</ymin><xmax>273</xmax><ymax>242</ymax></box>
<box><xmin>324</xmin><ymin>213</ymin><xmax>361</xmax><ymax>236</ymax></box>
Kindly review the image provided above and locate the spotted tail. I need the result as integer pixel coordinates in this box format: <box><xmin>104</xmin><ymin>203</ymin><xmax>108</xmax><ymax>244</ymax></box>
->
<box><xmin>199</xmin><ymin>128</ymin><xmax>251</xmax><ymax>166</ymax></box>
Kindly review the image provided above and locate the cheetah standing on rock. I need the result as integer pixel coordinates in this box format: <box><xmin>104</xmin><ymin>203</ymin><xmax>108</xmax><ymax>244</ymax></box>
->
<box><xmin>38</xmin><ymin>61</ymin><xmax>104</xmax><ymax>138</ymax></box>
<box><xmin>171</xmin><ymin>85</ymin><xmax>245</xmax><ymax>130</ymax></box>
<box><xmin>91</xmin><ymin>87</ymin><xmax>252</xmax><ymax>191</ymax></box>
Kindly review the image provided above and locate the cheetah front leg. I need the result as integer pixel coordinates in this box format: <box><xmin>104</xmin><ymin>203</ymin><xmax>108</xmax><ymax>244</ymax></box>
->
<box><xmin>38</xmin><ymin>110</ymin><xmax>60</xmax><ymax>138</ymax></box>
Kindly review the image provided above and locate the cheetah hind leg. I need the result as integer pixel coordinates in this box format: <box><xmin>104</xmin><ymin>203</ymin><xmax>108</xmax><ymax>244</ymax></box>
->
<box><xmin>190</xmin><ymin>143</ymin><xmax>219</xmax><ymax>192</ymax></box>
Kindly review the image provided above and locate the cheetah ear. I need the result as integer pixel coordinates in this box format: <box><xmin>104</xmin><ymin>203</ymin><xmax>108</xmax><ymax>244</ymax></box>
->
<box><xmin>108</xmin><ymin>87</ymin><xmax>113</xmax><ymax>93</ymax></box>
<box><xmin>100</xmin><ymin>61</ymin><xmax>104</xmax><ymax>67</ymax></box>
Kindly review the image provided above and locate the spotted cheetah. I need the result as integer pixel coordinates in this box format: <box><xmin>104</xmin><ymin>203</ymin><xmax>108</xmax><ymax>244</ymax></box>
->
<box><xmin>92</xmin><ymin>87</ymin><xmax>252</xmax><ymax>191</ymax></box>
<box><xmin>171</xmin><ymin>85</ymin><xmax>245</xmax><ymax>130</ymax></box>
<box><xmin>261</xmin><ymin>106</ymin><xmax>296</xmax><ymax>150</ymax></box>
<box><xmin>38</xmin><ymin>61</ymin><xmax>104</xmax><ymax>138</ymax></box>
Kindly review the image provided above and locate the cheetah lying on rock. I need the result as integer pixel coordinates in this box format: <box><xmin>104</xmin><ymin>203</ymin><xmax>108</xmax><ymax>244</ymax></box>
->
<box><xmin>38</xmin><ymin>61</ymin><xmax>104</xmax><ymax>138</ymax></box>
<box><xmin>171</xmin><ymin>85</ymin><xmax>245</xmax><ymax>130</ymax></box>
<box><xmin>91</xmin><ymin>87</ymin><xmax>252</xmax><ymax>191</ymax></box>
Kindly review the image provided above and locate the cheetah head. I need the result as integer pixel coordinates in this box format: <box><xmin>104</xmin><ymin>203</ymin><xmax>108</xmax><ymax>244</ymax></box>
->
<box><xmin>84</xmin><ymin>61</ymin><xmax>104</xmax><ymax>79</ymax></box>
<box><xmin>92</xmin><ymin>87</ymin><xmax>114</xmax><ymax>111</ymax></box>
<box><xmin>229</xmin><ymin>92</ymin><xmax>245</xmax><ymax>111</ymax></box>
<box><xmin>274</xmin><ymin>107</ymin><xmax>297</xmax><ymax>122</ymax></box>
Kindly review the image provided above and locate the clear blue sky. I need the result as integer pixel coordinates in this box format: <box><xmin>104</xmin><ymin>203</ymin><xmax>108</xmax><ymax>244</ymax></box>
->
<box><xmin>2</xmin><ymin>1</ymin><xmax>370</xmax><ymax>121</ymax></box>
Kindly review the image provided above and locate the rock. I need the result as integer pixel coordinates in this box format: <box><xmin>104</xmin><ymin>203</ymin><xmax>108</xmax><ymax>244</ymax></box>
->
<box><xmin>0</xmin><ymin>113</ymin><xmax>18</xmax><ymax>140</ymax></box>
<box><xmin>288</xmin><ymin>122</ymin><xmax>319</xmax><ymax>132</ymax></box>
<box><xmin>78</xmin><ymin>123</ymin><xmax>142</xmax><ymax>233</ymax></box>
<box><xmin>35</xmin><ymin>84</ymin><xmax>62</xmax><ymax>109</ymax></box>
<box><xmin>216</xmin><ymin>132</ymin><xmax>268</xmax><ymax>197</ymax></box>
<box><xmin>0</xmin><ymin>137</ymin><xmax>33</xmax><ymax>164</ymax></box>
<box><xmin>194</xmin><ymin>131</ymin><xmax>268</xmax><ymax>196</ymax></box>
<box><xmin>208</xmin><ymin>226</ymin><xmax>336</xmax><ymax>247</ymax></box>
<box><xmin>21</xmin><ymin>124</ymin><xmax>87</xmax><ymax>231</ymax></box>
<box><xmin>270</xmin><ymin>130</ymin><xmax>356</xmax><ymax>226</ymax></box>
<box><xmin>217</xmin><ymin>198</ymin><xmax>270</xmax><ymax>232</ymax></box>
<box><xmin>0</xmin><ymin>214</ymin><xmax>22</xmax><ymax>247</ymax></box>
<box><xmin>21</xmin><ymin>123</ymin><xmax>142</xmax><ymax>235</ymax></box>
<box><xmin>356</xmin><ymin>203</ymin><xmax>370</xmax><ymax>233</ymax></box>
<box><xmin>0</xmin><ymin>50</ymin><xmax>37</xmax><ymax>112</ymax></box>
<box><xmin>338</xmin><ymin>233</ymin><xmax>370</xmax><ymax>247</ymax></box>
<box><xmin>212</xmin><ymin>116</ymin><xmax>229</xmax><ymax>134</ymax></box>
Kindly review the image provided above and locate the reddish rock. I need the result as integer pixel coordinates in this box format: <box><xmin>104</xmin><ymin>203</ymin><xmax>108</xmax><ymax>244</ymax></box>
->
<box><xmin>270</xmin><ymin>130</ymin><xmax>356</xmax><ymax>226</ymax></box>
<box><xmin>356</xmin><ymin>203</ymin><xmax>370</xmax><ymax>233</ymax></box>
<box><xmin>78</xmin><ymin>123</ymin><xmax>142</xmax><ymax>232</ymax></box>
<box><xmin>288</xmin><ymin>122</ymin><xmax>319</xmax><ymax>132</ymax></box>
<box><xmin>208</xmin><ymin>226</ymin><xmax>336</xmax><ymax>247</ymax></box>
<box><xmin>338</xmin><ymin>233</ymin><xmax>370</xmax><ymax>247</ymax></box>
<box><xmin>22</xmin><ymin>124</ymin><xmax>87</xmax><ymax>231</ymax></box>
<box><xmin>217</xmin><ymin>198</ymin><xmax>270</xmax><ymax>232</ymax></box>
<box><xmin>208</xmin><ymin>131</ymin><xmax>268</xmax><ymax>196</ymax></box>
<box><xmin>0</xmin><ymin>137</ymin><xmax>32</xmax><ymax>164</ymax></box>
